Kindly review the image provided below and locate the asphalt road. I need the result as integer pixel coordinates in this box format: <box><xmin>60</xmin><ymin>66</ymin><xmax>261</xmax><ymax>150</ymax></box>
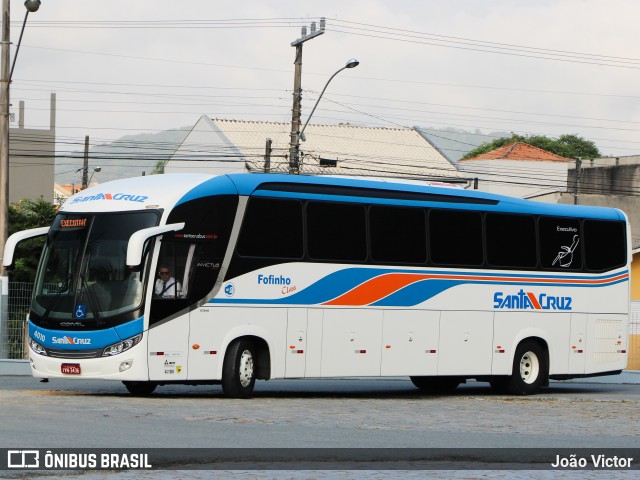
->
<box><xmin>1</xmin><ymin>376</ymin><xmax>639</xmax><ymax>450</ymax></box>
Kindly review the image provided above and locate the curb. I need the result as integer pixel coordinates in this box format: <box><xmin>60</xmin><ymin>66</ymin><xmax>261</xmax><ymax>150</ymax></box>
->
<box><xmin>0</xmin><ymin>359</ymin><xmax>30</xmax><ymax>376</ymax></box>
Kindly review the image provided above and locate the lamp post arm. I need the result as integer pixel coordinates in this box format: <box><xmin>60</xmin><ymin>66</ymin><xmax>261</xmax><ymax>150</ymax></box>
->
<box><xmin>298</xmin><ymin>66</ymin><xmax>346</xmax><ymax>141</ymax></box>
<box><xmin>9</xmin><ymin>10</ymin><xmax>29</xmax><ymax>81</ymax></box>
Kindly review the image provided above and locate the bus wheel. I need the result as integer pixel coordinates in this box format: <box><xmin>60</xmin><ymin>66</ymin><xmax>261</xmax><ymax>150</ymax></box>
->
<box><xmin>123</xmin><ymin>381</ymin><xmax>157</xmax><ymax>396</ymax></box>
<box><xmin>222</xmin><ymin>339</ymin><xmax>256</xmax><ymax>398</ymax></box>
<box><xmin>410</xmin><ymin>376</ymin><xmax>461</xmax><ymax>394</ymax></box>
<box><xmin>504</xmin><ymin>340</ymin><xmax>548</xmax><ymax>395</ymax></box>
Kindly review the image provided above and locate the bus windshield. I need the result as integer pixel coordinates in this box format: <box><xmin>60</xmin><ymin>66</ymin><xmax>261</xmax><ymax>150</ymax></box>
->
<box><xmin>31</xmin><ymin>211</ymin><xmax>159</xmax><ymax>328</ymax></box>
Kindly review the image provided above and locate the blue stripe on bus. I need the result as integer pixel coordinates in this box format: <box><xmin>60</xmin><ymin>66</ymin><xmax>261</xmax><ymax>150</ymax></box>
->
<box><xmin>176</xmin><ymin>175</ymin><xmax>238</xmax><ymax>206</ymax></box>
<box><xmin>211</xmin><ymin>268</ymin><xmax>629</xmax><ymax>307</ymax></box>
<box><xmin>28</xmin><ymin>317</ymin><xmax>144</xmax><ymax>350</ymax></box>
<box><xmin>370</xmin><ymin>277</ymin><xmax>629</xmax><ymax>307</ymax></box>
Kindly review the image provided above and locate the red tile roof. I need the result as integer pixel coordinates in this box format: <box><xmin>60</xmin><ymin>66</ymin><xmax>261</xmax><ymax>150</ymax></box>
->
<box><xmin>460</xmin><ymin>142</ymin><xmax>571</xmax><ymax>163</ymax></box>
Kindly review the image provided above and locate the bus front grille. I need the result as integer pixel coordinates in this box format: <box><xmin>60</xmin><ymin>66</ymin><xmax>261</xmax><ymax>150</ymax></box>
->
<box><xmin>46</xmin><ymin>348</ymin><xmax>102</xmax><ymax>359</ymax></box>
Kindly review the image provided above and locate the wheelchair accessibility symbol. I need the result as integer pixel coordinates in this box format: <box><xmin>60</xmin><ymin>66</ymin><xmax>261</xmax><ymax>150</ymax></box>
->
<box><xmin>74</xmin><ymin>305</ymin><xmax>87</xmax><ymax>318</ymax></box>
<box><xmin>224</xmin><ymin>283</ymin><xmax>235</xmax><ymax>297</ymax></box>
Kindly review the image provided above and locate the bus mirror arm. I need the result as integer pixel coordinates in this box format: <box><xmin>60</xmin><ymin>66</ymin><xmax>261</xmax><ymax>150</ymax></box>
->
<box><xmin>3</xmin><ymin>227</ymin><xmax>50</xmax><ymax>268</ymax></box>
<box><xmin>126</xmin><ymin>223</ymin><xmax>185</xmax><ymax>268</ymax></box>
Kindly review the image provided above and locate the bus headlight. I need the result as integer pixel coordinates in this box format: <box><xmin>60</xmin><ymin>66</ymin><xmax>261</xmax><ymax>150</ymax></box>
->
<box><xmin>29</xmin><ymin>337</ymin><xmax>47</xmax><ymax>356</ymax></box>
<box><xmin>102</xmin><ymin>333</ymin><xmax>143</xmax><ymax>357</ymax></box>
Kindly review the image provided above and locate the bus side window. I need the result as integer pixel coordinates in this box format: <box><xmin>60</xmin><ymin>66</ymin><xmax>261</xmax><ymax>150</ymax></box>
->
<box><xmin>370</xmin><ymin>205</ymin><xmax>427</xmax><ymax>264</ymax></box>
<box><xmin>584</xmin><ymin>219</ymin><xmax>626</xmax><ymax>272</ymax></box>
<box><xmin>307</xmin><ymin>201</ymin><xmax>367</xmax><ymax>262</ymax></box>
<box><xmin>186</xmin><ymin>244</ymin><xmax>223</xmax><ymax>301</ymax></box>
<box><xmin>539</xmin><ymin>217</ymin><xmax>582</xmax><ymax>270</ymax></box>
<box><xmin>150</xmin><ymin>240</ymin><xmax>191</xmax><ymax>325</ymax></box>
<box><xmin>485</xmin><ymin>213</ymin><xmax>537</xmax><ymax>268</ymax></box>
<box><xmin>429</xmin><ymin>209</ymin><xmax>483</xmax><ymax>266</ymax></box>
<box><xmin>154</xmin><ymin>242</ymin><xmax>186</xmax><ymax>299</ymax></box>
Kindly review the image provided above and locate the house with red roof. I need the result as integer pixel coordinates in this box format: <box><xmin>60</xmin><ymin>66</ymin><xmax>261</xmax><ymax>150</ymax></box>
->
<box><xmin>458</xmin><ymin>142</ymin><xmax>572</xmax><ymax>198</ymax></box>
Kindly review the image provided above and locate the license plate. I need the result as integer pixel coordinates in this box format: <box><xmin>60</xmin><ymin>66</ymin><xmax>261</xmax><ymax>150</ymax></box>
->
<box><xmin>61</xmin><ymin>363</ymin><xmax>81</xmax><ymax>375</ymax></box>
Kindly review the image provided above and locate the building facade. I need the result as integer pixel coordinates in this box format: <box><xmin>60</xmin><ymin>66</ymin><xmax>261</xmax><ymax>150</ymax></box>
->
<box><xmin>8</xmin><ymin>94</ymin><xmax>56</xmax><ymax>203</ymax></box>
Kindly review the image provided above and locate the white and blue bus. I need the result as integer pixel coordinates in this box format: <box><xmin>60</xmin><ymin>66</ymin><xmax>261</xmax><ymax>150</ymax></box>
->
<box><xmin>4</xmin><ymin>173</ymin><xmax>630</xmax><ymax>397</ymax></box>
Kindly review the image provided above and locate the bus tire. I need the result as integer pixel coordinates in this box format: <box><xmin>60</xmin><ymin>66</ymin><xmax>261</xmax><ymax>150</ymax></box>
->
<box><xmin>123</xmin><ymin>381</ymin><xmax>157</xmax><ymax>396</ymax></box>
<box><xmin>221</xmin><ymin>338</ymin><xmax>256</xmax><ymax>398</ymax></box>
<box><xmin>504</xmin><ymin>340</ymin><xmax>548</xmax><ymax>395</ymax></box>
<box><xmin>410</xmin><ymin>376</ymin><xmax>461</xmax><ymax>394</ymax></box>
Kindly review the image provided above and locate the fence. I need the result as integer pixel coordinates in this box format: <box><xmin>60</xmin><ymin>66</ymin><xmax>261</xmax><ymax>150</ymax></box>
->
<box><xmin>4</xmin><ymin>282</ymin><xmax>33</xmax><ymax>359</ymax></box>
<box><xmin>629</xmin><ymin>306</ymin><xmax>640</xmax><ymax>370</ymax></box>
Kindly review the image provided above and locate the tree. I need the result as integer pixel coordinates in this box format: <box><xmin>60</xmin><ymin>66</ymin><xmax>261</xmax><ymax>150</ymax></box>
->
<box><xmin>151</xmin><ymin>159</ymin><xmax>166</xmax><ymax>175</ymax></box>
<box><xmin>8</xmin><ymin>197</ymin><xmax>57</xmax><ymax>282</ymax></box>
<box><xmin>462</xmin><ymin>134</ymin><xmax>600</xmax><ymax>160</ymax></box>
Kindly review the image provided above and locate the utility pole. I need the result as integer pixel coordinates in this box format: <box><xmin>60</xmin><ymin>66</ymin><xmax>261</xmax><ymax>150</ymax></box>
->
<box><xmin>288</xmin><ymin>18</ymin><xmax>325</xmax><ymax>175</ymax></box>
<box><xmin>0</xmin><ymin>0</ymin><xmax>40</xmax><ymax>277</ymax></box>
<box><xmin>264</xmin><ymin>138</ymin><xmax>272</xmax><ymax>173</ymax></box>
<box><xmin>573</xmin><ymin>157</ymin><xmax>582</xmax><ymax>205</ymax></box>
<box><xmin>82</xmin><ymin>135</ymin><xmax>89</xmax><ymax>189</ymax></box>
<box><xmin>0</xmin><ymin>0</ymin><xmax>40</xmax><ymax>360</ymax></box>
<box><xmin>0</xmin><ymin>0</ymin><xmax>11</xmax><ymax>276</ymax></box>
<box><xmin>0</xmin><ymin>0</ymin><xmax>10</xmax><ymax>359</ymax></box>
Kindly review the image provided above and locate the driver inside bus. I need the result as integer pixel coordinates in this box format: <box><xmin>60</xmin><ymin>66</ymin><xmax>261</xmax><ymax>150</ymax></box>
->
<box><xmin>154</xmin><ymin>265</ymin><xmax>182</xmax><ymax>299</ymax></box>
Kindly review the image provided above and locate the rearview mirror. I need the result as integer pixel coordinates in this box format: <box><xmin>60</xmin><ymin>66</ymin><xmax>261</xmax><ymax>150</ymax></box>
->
<box><xmin>126</xmin><ymin>223</ymin><xmax>185</xmax><ymax>268</ymax></box>
<box><xmin>3</xmin><ymin>227</ymin><xmax>50</xmax><ymax>267</ymax></box>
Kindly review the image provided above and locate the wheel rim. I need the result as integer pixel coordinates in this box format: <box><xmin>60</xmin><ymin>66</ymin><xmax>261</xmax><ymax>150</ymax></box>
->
<box><xmin>238</xmin><ymin>349</ymin><xmax>254</xmax><ymax>387</ymax></box>
<box><xmin>519</xmin><ymin>350</ymin><xmax>540</xmax><ymax>384</ymax></box>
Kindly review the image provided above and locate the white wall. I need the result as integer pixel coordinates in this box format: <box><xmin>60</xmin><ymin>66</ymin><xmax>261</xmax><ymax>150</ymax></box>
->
<box><xmin>459</xmin><ymin>159</ymin><xmax>568</xmax><ymax>198</ymax></box>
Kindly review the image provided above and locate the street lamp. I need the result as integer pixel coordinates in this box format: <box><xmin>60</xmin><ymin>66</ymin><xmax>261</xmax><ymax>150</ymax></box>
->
<box><xmin>10</xmin><ymin>1</ymin><xmax>41</xmax><ymax>80</ymax></box>
<box><xmin>288</xmin><ymin>58</ymin><xmax>359</xmax><ymax>174</ymax></box>
<box><xmin>75</xmin><ymin>166</ymin><xmax>102</xmax><ymax>190</ymax></box>
<box><xmin>87</xmin><ymin>166</ymin><xmax>101</xmax><ymax>186</ymax></box>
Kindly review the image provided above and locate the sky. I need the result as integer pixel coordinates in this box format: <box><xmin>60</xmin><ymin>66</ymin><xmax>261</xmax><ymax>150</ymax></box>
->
<box><xmin>7</xmin><ymin>0</ymin><xmax>640</xmax><ymax>177</ymax></box>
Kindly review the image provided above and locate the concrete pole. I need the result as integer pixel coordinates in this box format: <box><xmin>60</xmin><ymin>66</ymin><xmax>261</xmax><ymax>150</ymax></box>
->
<box><xmin>0</xmin><ymin>0</ymin><xmax>9</xmax><ymax>358</ymax></box>
<box><xmin>288</xmin><ymin>45</ymin><xmax>303</xmax><ymax>174</ymax></box>
<box><xmin>82</xmin><ymin>135</ymin><xmax>89</xmax><ymax>189</ymax></box>
<box><xmin>264</xmin><ymin>138</ymin><xmax>272</xmax><ymax>173</ymax></box>
<box><xmin>287</xmin><ymin>19</ymin><xmax>325</xmax><ymax>175</ymax></box>
<box><xmin>0</xmin><ymin>0</ymin><xmax>10</xmax><ymax>276</ymax></box>
<box><xmin>573</xmin><ymin>157</ymin><xmax>582</xmax><ymax>205</ymax></box>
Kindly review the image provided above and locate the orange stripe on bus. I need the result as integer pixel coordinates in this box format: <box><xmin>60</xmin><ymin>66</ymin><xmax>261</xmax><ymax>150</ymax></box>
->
<box><xmin>324</xmin><ymin>273</ymin><xmax>428</xmax><ymax>306</ymax></box>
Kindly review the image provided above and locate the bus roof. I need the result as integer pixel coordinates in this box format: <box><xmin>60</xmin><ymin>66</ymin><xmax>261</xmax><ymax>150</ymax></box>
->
<box><xmin>61</xmin><ymin>173</ymin><xmax>625</xmax><ymax>222</ymax></box>
<box><xmin>224</xmin><ymin>173</ymin><xmax>625</xmax><ymax>221</ymax></box>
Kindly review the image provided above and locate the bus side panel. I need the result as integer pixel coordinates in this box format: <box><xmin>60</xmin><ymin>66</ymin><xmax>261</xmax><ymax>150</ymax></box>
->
<box><xmin>493</xmin><ymin>312</ymin><xmax>570</xmax><ymax>375</ymax></box>
<box><xmin>148</xmin><ymin>314</ymin><xmax>190</xmax><ymax>381</ymax></box>
<box><xmin>186</xmin><ymin>305</ymin><xmax>221</xmax><ymax>380</ymax></box>
<box><xmin>305</xmin><ymin>308</ymin><xmax>323</xmax><ymax>377</ymax></box>
<box><xmin>285</xmin><ymin>308</ymin><xmax>308</xmax><ymax>378</ymax></box>
<box><xmin>568</xmin><ymin>313</ymin><xmax>588</xmax><ymax>374</ymax></box>
<box><xmin>380</xmin><ymin>309</ymin><xmax>439</xmax><ymax>376</ymax></box>
<box><xmin>438</xmin><ymin>311</ymin><xmax>493</xmax><ymax>376</ymax></box>
<box><xmin>584</xmin><ymin>313</ymin><xmax>628</xmax><ymax>374</ymax></box>
<box><xmin>321</xmin><ymin>308</ymin><xmax>383</xmax><ymax>377</ymax></box>
<box><xmin>189</xmin><ymin>306</ymin><xmax>287</xmax><ymax>381</ymax></box>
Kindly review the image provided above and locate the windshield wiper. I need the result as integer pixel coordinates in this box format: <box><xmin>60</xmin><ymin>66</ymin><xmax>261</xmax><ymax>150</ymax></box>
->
<box><xmin>80</xmin><ymin>273</ymin><xmax>104</xmax><ymax>326</ymax></box>
<box><xmin>43</xmin><ymin>273</ymin><xmax>73</xmax><ymax>318</ymax></box>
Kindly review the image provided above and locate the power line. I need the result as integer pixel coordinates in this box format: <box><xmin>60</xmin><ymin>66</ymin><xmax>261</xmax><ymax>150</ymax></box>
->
<box><xmin>331</xmin><ymin>19</ymin><xmax>640</xmax><ymax>64</ymax></box>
